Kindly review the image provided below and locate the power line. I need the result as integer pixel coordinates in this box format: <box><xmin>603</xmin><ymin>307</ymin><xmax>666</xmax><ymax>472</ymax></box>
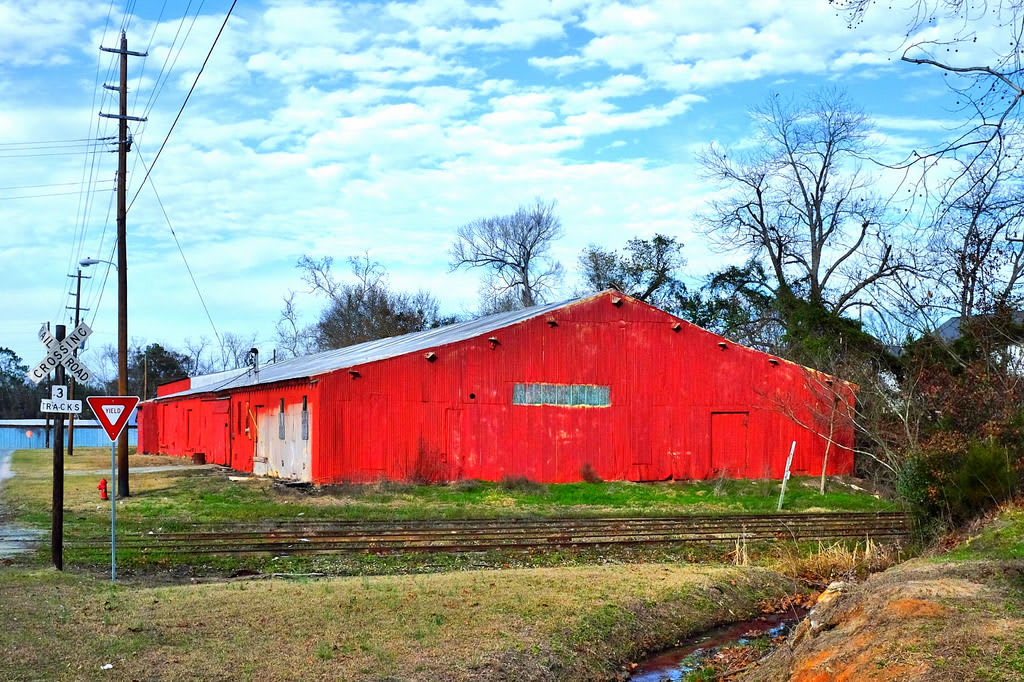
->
<box><xmin>57</xmin><ymin>0</ymin><xmax>120</xmax><ymax>327</ymax></box>
<box><xmin>0</xmin><ymin>188</ymin><xmax>114</xmax><ymax>202</ymax></box>
<box><xmin>134</xmin><ymin>146</ymin><xmax>223</xmax><ymax>350</ymax></box>
<box><xmin>0</xmin><ymin>137</ymin><xmax>115</xmax><ymax>147</ymax></box>
<box><xmin>0</xmin><ymin>179</ymin><xmax>114</xmax><ymax>192</ymax></box>
<box><xmin>81</xmin><ymin>189</ymin><xmax>118</xmax><ymax>326</ymax></box>
<box><xmin>127</xmin><ymin>0</ymin><xmax>237</xmax><ymax>212</ymax></box>
<box><xmin>132</xmin><ymin>0</ymin><xmax>172</xmax><ymax>112</ymax></box>
<box><xmin>140</xmin><ymin>1</ymin><xmax>204</xmax><ymax>122</ymax></box>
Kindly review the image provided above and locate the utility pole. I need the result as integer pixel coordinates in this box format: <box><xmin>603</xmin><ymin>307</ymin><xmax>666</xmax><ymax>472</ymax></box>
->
<box><xmin>100</xmin><ymin>32</ymin><xmax>146</xmax><ymax>497</ymax></box>
<box><xmin>65</xmin><ymin>269</ymin><xmax>89</xmax><ymax>458</ymax></box>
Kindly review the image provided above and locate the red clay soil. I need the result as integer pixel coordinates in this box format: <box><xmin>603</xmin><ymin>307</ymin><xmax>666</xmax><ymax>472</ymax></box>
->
<box><xmin>738</xmin><ymin>559</ymin><xmax>1024</xmax><ymax>681</ymax></box>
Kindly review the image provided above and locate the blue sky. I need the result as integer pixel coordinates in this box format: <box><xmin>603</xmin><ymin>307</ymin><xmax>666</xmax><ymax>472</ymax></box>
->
<box><xmin>0</xmin><ymin>0</ymin><xmax>975</xmax><ymax>378</ymax></box>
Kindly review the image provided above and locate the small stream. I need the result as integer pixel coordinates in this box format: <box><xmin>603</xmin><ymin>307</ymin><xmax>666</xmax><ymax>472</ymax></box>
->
<box><xmin>628</xmin><ymin>608</ymin><xmax>805</xmax><ymax>681</ymax></box>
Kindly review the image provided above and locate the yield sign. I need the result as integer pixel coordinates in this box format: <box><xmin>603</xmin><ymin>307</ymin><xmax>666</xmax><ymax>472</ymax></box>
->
<box><xmin>86</xmin><ymin>396</ymin><xmax>140</xmax><ymax>441</ymax></box>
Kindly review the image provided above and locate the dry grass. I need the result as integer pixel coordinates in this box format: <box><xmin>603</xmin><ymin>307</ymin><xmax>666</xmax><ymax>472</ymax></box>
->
<box><xmin>0</xmin><ymin>563</ymin><xmax>799</xmax><ymax>681</ymax></box>
<box><xmin>772</xmin><ymin>538</ymin><xmax>904</xmax><ymax>585</ymax></box>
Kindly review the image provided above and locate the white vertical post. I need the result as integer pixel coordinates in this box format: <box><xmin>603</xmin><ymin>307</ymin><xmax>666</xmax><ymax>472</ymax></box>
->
<box><xmin>777</xmin><ymin>441</ymin><xmax>797</xmax><ymax>512</ymax></box>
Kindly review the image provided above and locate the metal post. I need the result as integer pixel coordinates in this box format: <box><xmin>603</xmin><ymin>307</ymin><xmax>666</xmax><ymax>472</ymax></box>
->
<box><xmin>51</xmin><ymin>325</ymin><xmax>66</xmax><ymax>570</ymax></box>
<box><xmin>111</xmin><ymin>439</ymin><xmax>117</xmax><ymax>581</ymax></box>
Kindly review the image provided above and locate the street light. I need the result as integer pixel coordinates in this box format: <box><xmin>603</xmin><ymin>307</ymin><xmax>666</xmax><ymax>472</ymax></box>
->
<box><xmin>80</xmin><ymin>257</ymin><xmax>115</xmax><ymax>268</ymax></box>
<box><xmin>79</xmin><ymin>255</ymin><xmax>130</xmax><ymax>497</ymax></box>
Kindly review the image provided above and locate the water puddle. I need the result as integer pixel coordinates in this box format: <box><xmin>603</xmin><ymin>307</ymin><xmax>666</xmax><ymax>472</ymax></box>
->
<box><xmin>0</xmin><ymin>449</ymin><xmax>13</xmax><ymax>483</ymax></box>
<box><xmin>0</xmin><ymin>449</ymin><xmax>43</xmax><ymax>557</ymax></box>
<box><xmin>628</xmin><ymin>608</ymin><xmax>805</xmax><ymax>681</ymax></box>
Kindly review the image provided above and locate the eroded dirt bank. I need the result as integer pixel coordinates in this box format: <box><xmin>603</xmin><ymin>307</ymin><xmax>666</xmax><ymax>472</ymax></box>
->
<box><xmin>739</xmin><ymin>559</ymin><xmax>1024</xmax><ymax>681</ymax></box>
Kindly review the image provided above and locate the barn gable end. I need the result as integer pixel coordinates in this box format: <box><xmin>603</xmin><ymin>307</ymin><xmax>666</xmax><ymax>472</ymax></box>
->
<box><xmin>139</xmin><ymin>291</ymin><xmax>855</xmax><ymax>483</ymax></box>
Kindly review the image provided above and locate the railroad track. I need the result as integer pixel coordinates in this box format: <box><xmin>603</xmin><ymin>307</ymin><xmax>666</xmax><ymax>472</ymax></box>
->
<box><xmin>71</xmin><ymin>512</ymin><xmax>914</xmax><ymax>556</ymax></box>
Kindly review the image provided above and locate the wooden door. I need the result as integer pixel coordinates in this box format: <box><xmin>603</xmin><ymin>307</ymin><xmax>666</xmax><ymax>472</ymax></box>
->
<box><xmin>710</xmin><ymin>412</ymin><xmax>748</xmax><ymax>477</ymax></box>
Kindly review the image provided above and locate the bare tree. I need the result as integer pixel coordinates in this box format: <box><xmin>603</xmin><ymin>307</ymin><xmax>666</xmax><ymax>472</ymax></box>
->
<box><xmin>450</xmin><ymin>198</ymin><xmax>564</xmax><ymax>309</ymax></box>
<box><xmin>218</xmin><ymin>332</ymin><xmax>259</xmax><ymax>371</ymax></box>
<box><xmin>292</xmin><ymin>253</ymin><xmax>449</xmax><ymax>350</ymax></box>
<box><xmin>700</xmin><ymin>89</ymin><xmax>907</xmax><ymax>347</ymax></box>
<box><xmin>928</xmin><ymin>137</ymin><xmax>1024</xmax><ymax>321</ymax></box>
<box><xmin>182</xmin><ymin>337</ymin><xmax>215</xmax><ymax>376</ymax></box>
<box><xmin>834</xmin><ymin>0</ymin><xmax>1024</xmax><ymax>193</ymax></box>
<box><xmin>274</xmin><ymin>292</ymin><xmax>318</xmax><ymax>360</ymax></box>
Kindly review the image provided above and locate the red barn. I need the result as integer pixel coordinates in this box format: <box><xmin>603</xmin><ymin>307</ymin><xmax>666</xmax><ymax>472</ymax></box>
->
<box><xmin>138</xmin><ymin>291</ymin><xmax>855</xmax><ymax>484</ymax></box>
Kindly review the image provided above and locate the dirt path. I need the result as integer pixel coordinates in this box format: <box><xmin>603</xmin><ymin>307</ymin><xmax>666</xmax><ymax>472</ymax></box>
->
<box><xmin>0</xmin><ymin>448</ymin><xmax>43</xmax><ymax>558</ymax></box>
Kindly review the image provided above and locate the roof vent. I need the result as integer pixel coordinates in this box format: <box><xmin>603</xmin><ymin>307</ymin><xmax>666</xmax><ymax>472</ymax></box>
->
<box><xmin>611</xmin><ymin>296</ymin><xmax>623</xmax><ymax>307</ymax></box>
<box><xmin>488</xmin><ymin>337</ymin><xmax>500</xmax><ymax>349</ymax></box>
<box><xmin>768</xmin><ymin>358</ymin><xmax>779</xmax><ymax>366</ymax></box>
<box><xmin>547</xmin><ymin>318</ymin><xmax>558</xmax><ymax>327</ymax></box>
<box><xmin>717</xmin><ymin>341</ymin><xmax>727</xmax><ymax>350</ymax></box>
<box><xmin>348</xmin><ymin>369</ymin><xmax>361</xmax><ymax>379</ymax></box>
<box><xmin>424</xmin><ymin>351</ymin><xmax>437</xmax><ymax>362</ymax></box>
<box><xmin>672</xmin><ymin>322</ymin><xmax>682</xmax><ymax>332</ymax></box>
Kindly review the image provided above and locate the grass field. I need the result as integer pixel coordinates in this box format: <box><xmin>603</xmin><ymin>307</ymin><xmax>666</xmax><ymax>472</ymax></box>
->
<box><xmin>0</xmin><ymin>447</ymin><xmax>898</xmax><ymax>577</ymax></box>
<box><xmin>4</xmin><ymin>447</ymin><xmax>896</xmax><ymax>523</ymax></box>
<box><xmin>0</xmin><ymin>561</ymin><xmax>801</xmax><ymax>681</ymax></box>
<box><xmin>0</xmin><ymin>448</ymin><xmax>910</xmax><ymax>681</ymax></box>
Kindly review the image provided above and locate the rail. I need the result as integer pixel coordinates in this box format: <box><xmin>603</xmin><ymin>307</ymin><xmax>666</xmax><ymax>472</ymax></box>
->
<box><xmin>70</xmin><ymin>512</ymin><xmax>914</xmax><ymax>556</ymax></box>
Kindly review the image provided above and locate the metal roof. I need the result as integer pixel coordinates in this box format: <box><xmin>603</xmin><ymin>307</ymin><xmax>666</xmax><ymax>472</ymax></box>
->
<box><xmin>159</xmin><ymin>296</ymin><xmax>577</xmax><ymax>400</ymax></box>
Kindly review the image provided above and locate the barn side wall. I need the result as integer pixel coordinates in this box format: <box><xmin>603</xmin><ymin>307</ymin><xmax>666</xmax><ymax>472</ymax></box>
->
<box><xmin>141</xmin><ymin>292</ymin><xmax>854</xmax><ymax>483</ymax></box>
<box><xmin>140</xmin><ymin>379</ymin><xmax>316</xmax><ymax>479</ymax></box>
<box><xmin>310</xmin><ymin>293</ymin><xmax>853</xmax><ymax>483</ymax></box>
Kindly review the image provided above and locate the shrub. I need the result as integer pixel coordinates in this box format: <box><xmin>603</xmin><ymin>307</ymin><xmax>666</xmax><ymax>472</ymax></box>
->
<box><xmin>498</xmin><ymin>475</ymin><xmax>547</xmax><ymax>495</ymax></box>
<box><xmin>898</xmin><ymin>439</ymin><xmax>1019</xmax><ymax>526</ymax></box>
<box><xmin>579</xmin><ymin>462</ymin><xmax>603</xmax><ymax>483</ymax></box>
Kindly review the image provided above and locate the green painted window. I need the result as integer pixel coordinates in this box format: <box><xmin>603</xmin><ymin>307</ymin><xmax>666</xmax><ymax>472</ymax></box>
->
<box><xmin>512</xmin><ymin>383</ymin><xmax>611</xmax><ymax>407</ymax></box>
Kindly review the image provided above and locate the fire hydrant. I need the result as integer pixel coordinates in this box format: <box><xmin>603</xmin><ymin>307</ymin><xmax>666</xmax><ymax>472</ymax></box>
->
<box><xmin>98</xmin><ymin>478</ymin><xmax>108</xmax><ymax>501</ymax></box>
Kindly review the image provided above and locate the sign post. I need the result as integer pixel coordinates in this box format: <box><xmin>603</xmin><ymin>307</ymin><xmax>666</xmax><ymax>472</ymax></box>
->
<box><xmin>86</xmin><ymin>396</ymin><xmax>140</xmax><ymax>582</ymax></box>
<box><xmin>777</xmin><ymin>441</ymin><xmax>797</xmax><ymax>512</ymax></box>
<box><xmin>29</xmin><ymin>322</ymin><xmax>95</xmax><ymax>569</ymax></box>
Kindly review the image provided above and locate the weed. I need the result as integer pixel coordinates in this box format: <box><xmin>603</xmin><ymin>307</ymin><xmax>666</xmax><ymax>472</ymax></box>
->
<box><xmin>733</xmin><ymin>532</ymin><xmax>749</xmax><ymax>566</ymax></box>
<box><xmin>314</xmin><ymin>641</ymin><xmax>334</xmax><ymax>661</ymax></box>
<box><xmin>773</xmin><ymin>538</ymin><xmax>901</xmax><ymax>584</ymax></box>
<box><xmin>684</xmin><ymin>664</ymin><xmax>718</xmax><ymax>681</ymax></box>
<box><xmin>449</xmin><ymin>478</ymin><xmax>485</xmax><ymax>493</ymax></box>
<box><xmin>580</xmin><ymin>462</ymin><xmax>603</xmax><ymax>483</ymax></box>
<box><xmin>498</xmin><ymin>475</ymin><xmax>547</xmax><ymax>495</ymax></box>
<box><xmin>713</xmin><ymin>470</ymin><xmax>729</xmax><ymax>497</ymax></box>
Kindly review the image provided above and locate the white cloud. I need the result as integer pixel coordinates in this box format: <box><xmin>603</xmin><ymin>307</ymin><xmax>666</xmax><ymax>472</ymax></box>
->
<box><xmin>0</xmin><ymin>1</ymin><xmax>108</xmax><ymax>66</ymax></box>
<box><xmin>0</xmin><ymin>0</ymin><xmax>980</xmax><ymax>366</ymax></box>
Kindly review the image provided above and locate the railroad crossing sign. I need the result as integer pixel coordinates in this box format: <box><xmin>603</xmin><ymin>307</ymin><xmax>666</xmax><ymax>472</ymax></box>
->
<box><xmin>40</xmin><ymin>385</ymin><xmax>82</xmax><ymax>414</ymax></box>
<box><xmin>26</xmin><ymin>322</ymin><xmax>94</xmax><ymax>385</ymax></box>
<box><xmin>86</xmin><ymin>396</ymin><xmax>140</xmax><ymax>442</ymax></box>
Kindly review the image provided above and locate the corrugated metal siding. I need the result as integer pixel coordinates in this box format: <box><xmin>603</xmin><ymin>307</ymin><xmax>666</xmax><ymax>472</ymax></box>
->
<box><xmin>142</xmin><ymin>291</ymin><xmax>856</xmax><ymax>484</ymax></box>
<box><xmin>0</xmin><ymin>421</ymin><xmax>138</xmax><ymax>449</ymax></box>
<box><xmin>303</xmin><ymin>292</ymin><xmax>855</xmax><ymax>484</ymax></box>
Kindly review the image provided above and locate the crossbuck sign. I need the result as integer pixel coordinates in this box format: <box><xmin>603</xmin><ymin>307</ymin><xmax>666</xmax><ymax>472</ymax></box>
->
<box><xmin>26</xmin><ymin>322</ymin><xmax>94</xmax><ymax>385</ymax></box>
